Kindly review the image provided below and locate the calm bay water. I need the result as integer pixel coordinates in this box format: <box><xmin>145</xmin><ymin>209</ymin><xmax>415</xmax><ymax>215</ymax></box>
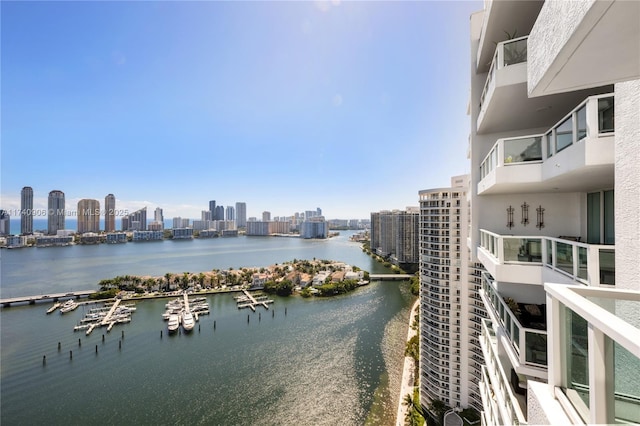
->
<box><xmin>1</xmin><ymin>233</ymin><xmax>414</xmax><ymax>425</ymax></box>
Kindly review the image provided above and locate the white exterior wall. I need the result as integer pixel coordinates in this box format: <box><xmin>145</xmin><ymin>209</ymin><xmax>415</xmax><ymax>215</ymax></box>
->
<box><xmin>614</xmin><ymin>79</ymin><xmax>640</xmax><ymax>290</ymax></box>
<box><xmin>527</xmin><ymin>0</ymin><xmax>596</xmax><ymax>94</ymax></box>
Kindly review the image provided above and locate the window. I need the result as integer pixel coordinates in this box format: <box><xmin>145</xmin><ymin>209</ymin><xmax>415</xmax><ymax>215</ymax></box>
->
<box><xmin>576</xmin><ymin>105</ymin><xmax>587</xmax><ymax>141</ymax></box>
<box><xmin>556</xmin><ymin>116</ymin><xmax>573</xmax><ymax>152</ymax></box>
<box><xmin>598</xmin><ymin>97</ymin><xmax>614</xmax><ymax>133</ymax></box>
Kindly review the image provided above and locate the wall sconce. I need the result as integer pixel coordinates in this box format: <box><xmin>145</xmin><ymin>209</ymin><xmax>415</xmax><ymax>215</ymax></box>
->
<box><xmin>521</xmin><ymin>202</ymin><xmax>529</xmax><ymax>226</ymax></box>
<box><xmin>506</xmin><ymin>206</ymin><xmax>514</xmax><ymax>229</ymax></box>
<box><xmin>536</xmin><ymin>205</ymin><xmax>545</xmax><ymax>229</ymax></box>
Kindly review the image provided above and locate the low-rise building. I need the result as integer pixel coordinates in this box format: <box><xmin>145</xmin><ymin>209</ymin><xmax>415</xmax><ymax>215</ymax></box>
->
<box><xmin>106</xmin><ymin>232</ymin><xmax>127</xmax><ymax>244</ymax></box>
<box><xmin>132</xmin><ymin>230</ymin><xmax>163</xmax><ymax>241</ymax></box>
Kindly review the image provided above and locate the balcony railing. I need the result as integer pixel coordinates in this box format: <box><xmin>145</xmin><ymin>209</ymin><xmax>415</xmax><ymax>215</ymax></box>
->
<box><xmin>482</xmin><ymin>274</ymin><xmax>548</xmax><ymax>368</ymax></box>
<box><xmin>479</xmin><ymin>35</ymin><xmax>528</xmax><ymax>111</ymax></box>
<box><xmin>480</xmin><ymin>319</ymin><xmax>528</xmax><ymax>425</ymax></box>
<box><xmin>479</xmin><ymin>94</ymin><xmax>614</xmax><ymax>183</ymax></box>
<box><xmin>479</xmin><ymin>229</ymin><xmax>615</xmax><ymax>286</ymax></box>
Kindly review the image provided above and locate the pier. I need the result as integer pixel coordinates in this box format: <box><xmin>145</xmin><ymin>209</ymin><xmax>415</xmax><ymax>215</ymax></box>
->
<box><xmin>236</xmin><ymin>290</ymin><xmax>273</xmax><ymax>311</ymax></box>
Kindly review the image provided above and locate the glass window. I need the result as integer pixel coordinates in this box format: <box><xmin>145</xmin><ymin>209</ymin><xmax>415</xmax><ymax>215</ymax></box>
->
<box><xmin>556</xmin><ymin>241</ymin><xmax>574</xmax><ymax>275</ymax></box>
<box><xmin>555</xmin><ymin>116</ymin><xmax>573</xmax><ymax>152</ymax></box>
<box><xmin>576</xmin><ymin>105</ymin><xmax>587</xmax><ymax>141</ymax></box>
<box><xmin>577</xmin><ymin>247</ymin><xmax>588</xmax><ymax>280</ymax></box>
<box><xmin>546</xmin><ymin>132</ymin><xmax>554</xmax><ymax>158</ymax></box>
<box><xmin>502</xmin><ymin>37</ymin><xmax>527</xmax><ymax>66</ymax></box>
<box><xmin>598</xmin><ymin>97</ymin><xmax>614</xmax><ymax>133</ymax></box>
<box><xmin>504</xmin><ymin>136</ymin><xmax>542</xmax><ymax>163</ymax></box>
<box><xmin>599</xmin><ymin>249</ymin><xmax>615</xmax><ymax>285</ymax></box>
<box><xmin>587</xmin><ymin>192</ymin><xmax>601</xmax><ymax>244</ymax></box>
<box><xmin>604</xmin><ymin>190</ymin><xmax>615</xmax><ymax>245</ymax></box>
<box><xmin>564</xmin><ymin>306</ymin><xmax>590</xmax><ymax>422</ymax></box>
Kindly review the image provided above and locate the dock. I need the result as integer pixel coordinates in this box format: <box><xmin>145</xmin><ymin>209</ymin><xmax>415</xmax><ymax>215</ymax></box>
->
<box><xmin>236</xmin><ymin>289</ymin><xmax>273</xmax><ymax>311</ymax></box>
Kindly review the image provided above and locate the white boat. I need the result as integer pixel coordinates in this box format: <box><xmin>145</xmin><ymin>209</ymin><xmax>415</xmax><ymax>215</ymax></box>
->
<box><xmin>59</xmin><ymin>299</ymin><xmax>79</xmax><ymax>314</ymax></box>
<box><xmin>167</xmin><ymin>314</ymin><xmax>180</xmax><ymax>333</ymax></box>
<box><xmin>182</xmin><ymin>311</ymin><xmax>195</xmax><ymax>332</ymax></box>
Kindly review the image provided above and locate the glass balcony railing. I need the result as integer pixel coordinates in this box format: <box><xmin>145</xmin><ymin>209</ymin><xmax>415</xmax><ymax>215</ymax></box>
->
<box><xmin>482</xmin><ymin>273</ymin><xmax>548</xmax><ymax>368</ymax></box>
<box><xmin>479</xmin><ymin>135</ymin><xmax>543</xmax><ymax>180</ymax></box>
<box><xmin>480</xmin><ymin>319</ymin><xmax>528</xmax><ymax>425</ymax></box>
<box><xmin>479</xmin><ymin>229</ymin><xmax>615</xmax><ymax>286</ymax></box>
<box><xmin>479</xmin><ymin>35</ymin><xmax>528</xmax><ymax>111</ymax></box>
<box><xmin>479</xmin><ymin>94</ymin><xmax>614</xmax><ymax>183</ymax></box>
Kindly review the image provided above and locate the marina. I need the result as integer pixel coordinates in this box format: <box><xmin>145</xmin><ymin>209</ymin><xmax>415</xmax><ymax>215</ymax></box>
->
<box><xmin>161</xmin><ymin>293</ymin><xmax>210</xmax><ymax>333</ymax></box>
<box><xmin>72</xmin><ymin>299</ymin><xmax>137</xmax><ymax>335</ymax></box>
<box><xmin>235</xmin><ymin>289</ymin><xmax>274</xmax><ymax>311</ymax></box>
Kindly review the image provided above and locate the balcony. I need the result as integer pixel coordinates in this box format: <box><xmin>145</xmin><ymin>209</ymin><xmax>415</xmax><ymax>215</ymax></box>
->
<box><xmin>479</xmin><ymin>229</ymin><xmax>615</xmax><ymax>287</ymax></box>
<box><xmin>478</xmin><ymin>94</ymin><xmax>615</xmax><ymax>195</ymax></box>
<box><xmin>481</xmin><ymin>274</ymin><xmax>548</xmax><ymax>371</ymax></box>
<box><xmin>479</xmin><ymin>318</ymin><xmax>528</xmax><ymax>425</ymax></box>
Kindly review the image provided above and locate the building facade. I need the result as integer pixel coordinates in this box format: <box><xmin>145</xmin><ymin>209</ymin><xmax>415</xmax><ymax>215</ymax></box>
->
<box><xmin>105</xmin><ymin>194</ymin><xmax>116</xmax><ymax>232</ymax></box>
<box><xmin>468</xmin><ymin>2</ymin><xmax>640</xmax><ymax>425</ymax></box>
<box><xmin>77</xmin><ymin>199</ymin><xmax>100</xmax><ymax>234</ymax></box>
<box><xmin>300</xmin><ymin>216</ymin><xmax>328</xmax><ymax>239</ymax></box>
<box><xmin>47</xmin><ymin>190</ymin><xmax>65</xmax><ymax>235</ymax></box>
<box><xmin>419</xmin><ymin>176</ymin><xmax>476</xmax><ymax>411</ymax></box>
<box><xmin>0</xmin><ymin>210</ymin><xmax>10</xmax><ymax>236</ymax></box>
<box><xmin>235</xmin><ymin>202</ymin><xmax>247</xmax><ymax>228</ymax></box>
<box><xmin>20</xmin><ymin>186</ymin><xmax>33</xmax><ymax>235</ymax></box>
<box><xmin>225</xmin><ymin>206</ymin><xmax>235</xmax><ymax>222</ymax></box>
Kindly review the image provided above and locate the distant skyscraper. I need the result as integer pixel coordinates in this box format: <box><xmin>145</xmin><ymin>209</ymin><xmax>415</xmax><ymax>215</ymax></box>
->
<box><xmin>122</xmin><ymin>207</ymin><xmax>147</xmax><ymax>231</ymax></box>
<box><xmin>154</xmin><ymin>207</ymin><xmax>164</xmax><ymax>223</ymax></box>
<box><xmin>235</xmin><ymin>202</ymin><xmax>247</xmax><ymax>228</ymax></box>
<box><xmin>0</xmin><ymin>210</ymin><xmax>10</xmax><ymax>236</ymax></box>
<box><xmin>105</xmin><ymin>194</ymin><xmax>116</xmax><ymax>232</ymax></box>
<box><xmin>47</xmin><ymin>190</ymin><xmax>65</xmax><ymax>235</ymax></box>
<box><xmin>21</xmin><ymin>186</ymin><xmax>33</xmax><ymax>235</ymax></box>
<box><xmin>225</xmin><ymin>206</ymin><xmax>235</xmax><ymax>221</ymax></box>
<box><xmin>77</xmin><ymin>199</ymin><xmax>100</xmax><ymax>233</ymax></box>
<box><xmin>262</xmin><ymin>211</ymin><xmax>271</xmax><ymax>222</ymax></box>
<box><xmin>209</xmin><ymin>200</ymin><xmax>216</xmax><ymax>219</ymax></box>
<box><xmin>215</xmin><ymin>205</ymin><xmax>225</xmax><ymax>221</ymax></box>
<box><xmin>201</xmin><ymin>210</ymin><xmax>212</xmax><ymax>221</ymax></box>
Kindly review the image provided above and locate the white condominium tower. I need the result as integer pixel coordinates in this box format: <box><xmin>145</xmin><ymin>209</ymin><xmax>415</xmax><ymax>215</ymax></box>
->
<box><xmin>419</xmin><ymin>175</ymin><xmax>484</xmax><ymax>411</ymax></box>
<box><xmin>469</xmin><ymin>1</ymin><xmax>639</xmax><ymax>425</ymax></box>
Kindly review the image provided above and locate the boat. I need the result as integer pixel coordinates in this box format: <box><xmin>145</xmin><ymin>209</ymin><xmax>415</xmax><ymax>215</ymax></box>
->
<box><xmin>167</xmin><ymin>314</ymin><xmax>180</xmax><ymax>333</ymax></box>
<box><xmin>59</xmin><ymin>299</ymin><xmax>79</xmax><ymax>314</ymax></box>
<box><xmin>181</xmin><ymin>311</ymin><xmax>195</xmax><ymax>332</ymax></box>
<box><xmin>46</xmin><ymin>302</ymin><xmax>61</xmax><ymax>314</ymax></box>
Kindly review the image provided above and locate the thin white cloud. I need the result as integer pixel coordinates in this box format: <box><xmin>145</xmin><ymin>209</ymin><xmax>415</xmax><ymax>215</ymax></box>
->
<box><xmin>332</xmin><ymin>94</ymin><xmax>343</xmax><ymax>107</ymax></box>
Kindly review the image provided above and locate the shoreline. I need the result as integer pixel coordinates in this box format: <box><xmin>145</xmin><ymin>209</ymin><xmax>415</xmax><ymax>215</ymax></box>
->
<box><xmin>396</xmin><ymin>297</ymin><xmax>420</xmax><ymax>425</ymax></box>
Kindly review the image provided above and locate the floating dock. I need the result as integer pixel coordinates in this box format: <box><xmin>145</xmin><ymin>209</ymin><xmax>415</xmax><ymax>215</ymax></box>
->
<box><xmin>236</xmin><ymin>290</ymin><xmax>273</xmax><ymax>311</ymax></box>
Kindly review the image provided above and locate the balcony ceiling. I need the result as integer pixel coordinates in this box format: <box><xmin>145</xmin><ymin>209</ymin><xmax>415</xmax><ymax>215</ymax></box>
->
<box><xmin>476</xmin><ymin>0</ymin><xmax>544</xmax><ymax>73</ymax></box>
<box><xmin>477</xmin><ymin>83</ymin><xmax>608</xmax><ymax>135</ymax></box>
<box><xmin>529</xmin><ymin>1</ymin><xmax>640</xmax><ymax>97</ymax></box>
<box><xmin>480</xmin><ymin>164</ymin><xmax>614</xmax><ymax>195</ymax></box>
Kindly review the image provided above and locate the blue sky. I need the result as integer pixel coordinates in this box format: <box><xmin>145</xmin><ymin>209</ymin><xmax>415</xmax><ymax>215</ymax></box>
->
<box><xmin>1</xmin><ymin>1</ymin><xmax>480</xmax><ymax>220</ymax></box>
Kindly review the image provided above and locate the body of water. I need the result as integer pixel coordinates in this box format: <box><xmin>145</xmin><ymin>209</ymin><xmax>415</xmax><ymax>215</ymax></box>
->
<box><xmin>1</xmin><ymin>232</ymin><xmax>414</xmax><ymax>425</ymax></box>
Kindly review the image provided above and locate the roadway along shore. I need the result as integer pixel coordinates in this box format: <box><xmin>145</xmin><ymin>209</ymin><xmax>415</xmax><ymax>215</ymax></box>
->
<box><xmin>396</xmin><ymin>297</ymin><xmax>420</xmax><ymax>426</ymax></box>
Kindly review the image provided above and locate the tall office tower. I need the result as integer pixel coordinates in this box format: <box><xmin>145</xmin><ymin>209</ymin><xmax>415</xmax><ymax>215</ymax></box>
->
<box><xmin>209</xmin><ymin>200</ymin><xmax>216</xmax><ymax>217</ymax></box>
<box><xmin>215</xmin><ymin>205</ymin><xmax>225</xmax><ymax>221</ymax></box>
<box><xmin>0</xmin><ymin>210</ymin><xmax>10</xmax><ymax>236</ymax></box>
<box><xmin>469</xmin><ymin>2</ymin><xmax>640</xmax><ymax>425</ymax></box>
<box><xmin>262</xmin><ymin>211</ymin><xmax>271</xmax><ymax>222</ymax></box>
<box><xmin>225</xmin><ymin>206</ymin><xmax>235</xmax><ymax>221</ymax></box>
<box><xmin>47</xmin><ymin>190</ymin><xmax>65</xmax><ymax>235</ymax></box>
<box><xmin>77</xmin><ymin>199</ymin><xmax>100</xmax><ymax>233</ymax></box>
<box><xmin>154</xmin><ymin>207</ymin><xmax>164</xmax><ymax>224</ymax></box>
<box><xmin>419</xmin><ymin>177</ymin><xmax>471</xmax><ymax>411</ymax></box>
<box><xmin>105</xmin><ymin>194</ymin><xmax>116</xmax><ymax>232</ymax></box>
<box><xmin>235</xmin><ymin>202</ymin><xmax>247</xmax><ymax>228</ymax></box>
<box><xmin>20</xmin><ymin>186</ymin><xmax>33</xmax><ymax>235</ymax></box>
<box><xmin>316</xmin><ymin>207</ymin><xmax>322</xmax><ymax>217</ymax></box>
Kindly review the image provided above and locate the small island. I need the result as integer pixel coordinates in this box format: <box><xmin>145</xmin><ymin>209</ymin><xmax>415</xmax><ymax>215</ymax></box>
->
<box><xmin>94</xmin><ymin>259</ymin><xmax>370</xmax><ymax>300</ymax></box>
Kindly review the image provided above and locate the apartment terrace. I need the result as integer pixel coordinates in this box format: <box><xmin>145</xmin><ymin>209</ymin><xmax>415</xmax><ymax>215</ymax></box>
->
<box><xmin>479</xmin><ymin>229</ymin><xmax>614</xmax><ymax>287</ymax></box>
<box><xmin>478</xmin><ymin>94</ymin><xmax>615</xmax><ymax>195</ymax></box>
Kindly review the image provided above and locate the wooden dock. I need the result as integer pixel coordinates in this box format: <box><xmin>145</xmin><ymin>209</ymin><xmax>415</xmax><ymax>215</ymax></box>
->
<box><xmin>237</xmin><ymin>290</ymin><xmax>273</xmax><ymax>310</ymax></box>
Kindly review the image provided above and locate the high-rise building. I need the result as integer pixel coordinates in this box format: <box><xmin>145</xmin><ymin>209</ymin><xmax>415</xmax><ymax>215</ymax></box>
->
<box><xmin>419</xmin><ymin>177</ymin><xmax>472</xmax><ymax>410</ymax></box>
<box><xmin>201</xmin><ymin>210</ymin><xmax>212</xmax><ymax>222</ymax></box>
<box><xmin>300</xmin><ymin>216</ymin><xmax>328</xmax><ymax>239</ymax></box>
<box><xmin>209</xmin><ymin>200</ymin><xmax>216</xmax><ymax>218</ymax></box>
<box><xmin>77</xmin><ymin>199</ymin><xmax>100</xmax><ymax>234</ymax></box>
<box><xmin>393</xmin><ymin>207</ymin><xmax>420</xmax><ymax>268</ymax></box>
<box><xmin>122</xmin><ymin>207</ymin><xmax>147</xmax><ymax>231</ymax></box>
<box><xmin>225</xmin><ymin>206</ymin><xmax>235</xmax><ymax>222</ymax></box>
<box><xmin>105</xmin><ymin>194</ymin><xmax>116</xmax><ymax>232</ymax></box>
<box><xmin>154</xmin><ymin>207</ymin><xmax>163</xmax><ymax>224</ymax></box>
<box><xmin>47</xmin><ymin>190</ymin><xmax>65</xmax><ymax>235</ymax></box>
<box><xmin>0</xmin><ymin>210</ymin><xmax>10</xmax><ymax>236</ymax></box>
<box><xmin>468</xmin><ymin>2</ymin><xmax>640</xmax><ymax>425</ymax></box>
<box><xmin>262</xmin><ymin>211</ymin><xmax>271</xmax><ymax>222</ymax></box>
<box><xmin>235</xmin><ymin>202</ymin><xmax>247</xmax><ymax>228</ymax></box>
<box><xmin>20</xmin><ymin>186</ymin><xmax>33</xmax><ymax>235</ymax></box>
<box><xmin>215</xmin><ymin>205</ymin><xmax>225</xmax><ymax>221</ymax></box>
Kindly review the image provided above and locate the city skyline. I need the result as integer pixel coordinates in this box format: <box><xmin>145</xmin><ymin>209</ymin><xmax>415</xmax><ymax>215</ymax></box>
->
<box><xmin>1</xmin><ymin>1</ymin><xmax>479</xmax><ymax>219</ymax></box>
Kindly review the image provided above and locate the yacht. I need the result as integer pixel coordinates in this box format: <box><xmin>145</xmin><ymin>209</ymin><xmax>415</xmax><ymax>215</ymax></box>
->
<box><xmin>181</xmin><ymin>311</ymin><xmax>195</xmax><ymax>332</ymax></box>
<box><xmin>167</xmin><ymin>314</ymin><xmax>180</xmax><ymax>333</ymax></box>
<box><xmin>59</xmin><ymin>299</ymin><xmax>78</xmax><ymax>314</ymax></box>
